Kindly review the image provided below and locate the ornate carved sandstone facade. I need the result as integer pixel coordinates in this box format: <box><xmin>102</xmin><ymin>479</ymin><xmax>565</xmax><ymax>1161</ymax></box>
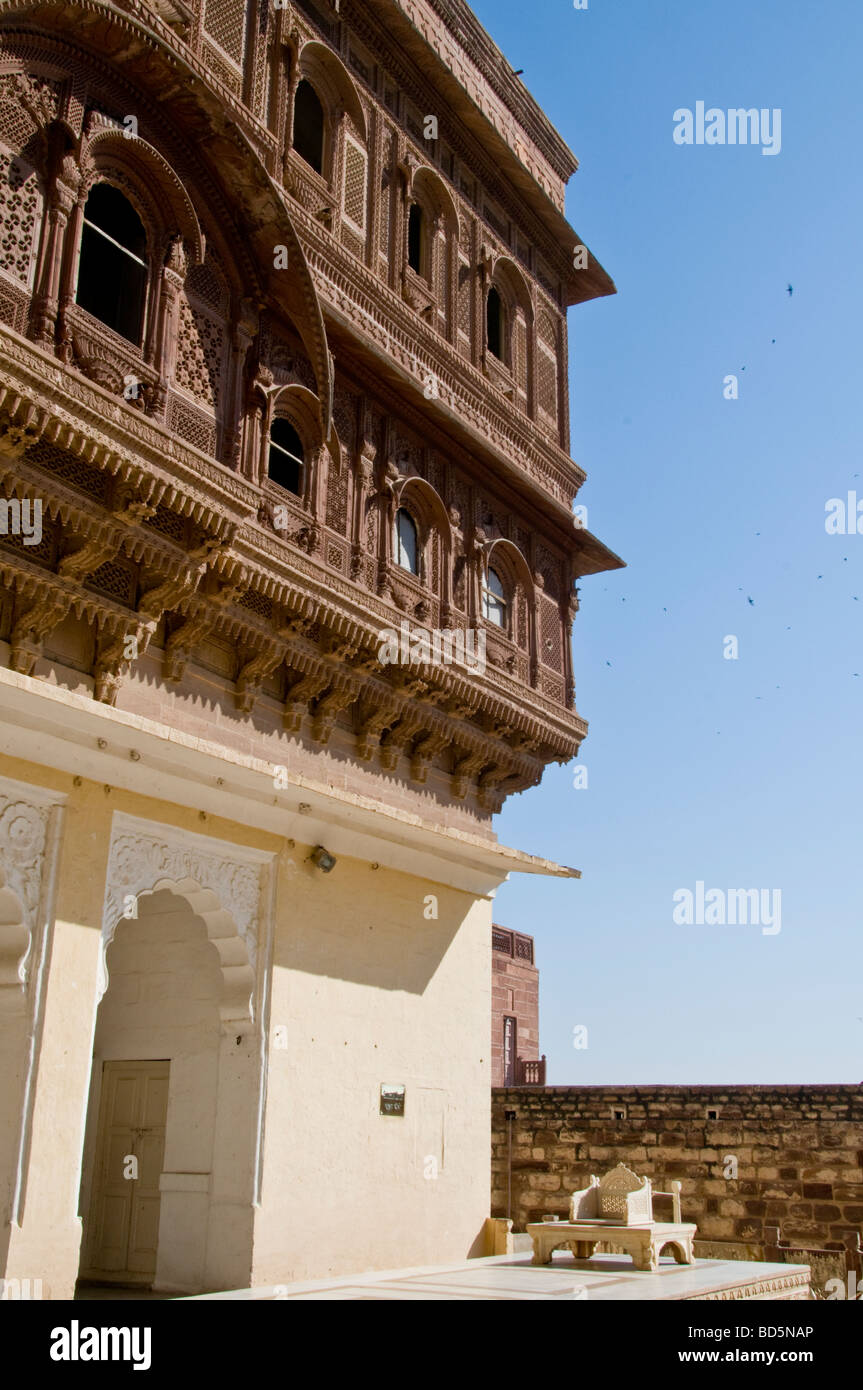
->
<box><xmin>0</xmin><ymin>0</ymin><xmax>621</xmax><ymax>825</ymax></box>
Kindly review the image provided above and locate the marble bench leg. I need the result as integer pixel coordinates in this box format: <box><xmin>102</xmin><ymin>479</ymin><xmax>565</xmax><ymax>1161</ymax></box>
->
<box><xmin>531</xmin><ymin>1236</ymin><xmax>553</xmax><ymax>1265</ymax></box>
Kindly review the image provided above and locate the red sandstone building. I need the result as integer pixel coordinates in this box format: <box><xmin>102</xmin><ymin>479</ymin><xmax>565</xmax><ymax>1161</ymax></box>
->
<box><xmin>491</xmin><ymin>925</ymin><xmax>543</xmax><ymax>1087</ymax></box>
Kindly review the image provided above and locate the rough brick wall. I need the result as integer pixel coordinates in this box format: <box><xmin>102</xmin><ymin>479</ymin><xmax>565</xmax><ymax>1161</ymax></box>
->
<box><xmin>491</xmin><ymin>1085</ymin><xmax>863</xmax><ymax>1257</ymax></box>
<box><xmin>491</xmin><ymin>927</ymin><xmax>538</xmax><ymax>1087</ymax></box>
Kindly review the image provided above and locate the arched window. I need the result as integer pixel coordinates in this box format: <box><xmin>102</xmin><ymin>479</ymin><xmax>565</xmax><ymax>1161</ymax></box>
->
<box><xmin>407</xmin><ymin>202</ymin><xmax>424</xmax><ymax>276</ymax></box>
<box><xmin>268</xmin><ymin>418</ymin><xmax>305</xmax><ymax>496</ymax></box>
<box><xmin>483</xmin><ymin>566</ymin><xmax>507</xmax><ymax>627</ymax></box>
<box><xmin>76</xmin><ymin>184</ymin><xmax>148</xmax><ymax>344</ymax></box>
<box><xmin>486</xmin><ymin>285</ymin><xmax>505</xmax><ymax>362</ymax></box>
<box><xmin>394</xmin><ymin>508</ymin><xmax>419</xmax><ymax>575</ymax></box>
<box><xmin>294</xmin><ymin>80</ymin><xmax>325</xmax><ymax>175</ymax></box>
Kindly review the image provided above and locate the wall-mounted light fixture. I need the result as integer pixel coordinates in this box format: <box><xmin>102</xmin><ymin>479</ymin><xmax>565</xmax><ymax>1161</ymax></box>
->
<box><xmin>310</xmin><ymin>845</ymin><xmax>337</xmax><ymax>873</ymax></box>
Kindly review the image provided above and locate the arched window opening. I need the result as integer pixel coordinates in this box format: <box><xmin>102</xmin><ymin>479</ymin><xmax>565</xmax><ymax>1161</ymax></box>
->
<box><xmin>268</xmin><ymin>418</ymin><xmax>305</xmax><ymax>496</ymax></box>
<box><xmin>76</xmin><ymin>184</ymin><xmax>148</xmax><ymax>344</ymax></box>
<box><xmin>294</xmin><ymin>80</ymin><xmax>325</xmax><ymax>175</ymax></box>
<box><xmin>486</xmin><ymin>285</ymin><xmax>505</xmax><ymax>361</ymax></box>
<box><xmin>394</xmin><ymin>508</ymin><xmax>419</xmax><ymax>575</ymax></box>
<box><xmin>407</xmin><ymin>202</ymin><xmax>424</xmax><ymax>276</ymax></box>
<box><xmin>483</xmin><ymin>566</ymin><xmax>507</xmax><ymax>627</ymax></box>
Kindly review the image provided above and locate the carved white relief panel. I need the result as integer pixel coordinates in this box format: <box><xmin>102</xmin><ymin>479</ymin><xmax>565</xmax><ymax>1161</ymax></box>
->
<box><xmin>101</xmin><ymin>813</ymin><xmax>272</xmax><ymax>1032</ymax></box>
<box><xmin>0</xmin><ymin>778</ymin><xmax>64</xmax><ymax>991</ymax></box>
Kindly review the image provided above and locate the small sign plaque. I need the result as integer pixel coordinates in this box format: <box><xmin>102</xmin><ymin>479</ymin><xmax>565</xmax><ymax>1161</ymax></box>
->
<box><xmin>380</xmin><ymin>1083</ymin><xmax>405</xmax><ymax>1116</ymax></box>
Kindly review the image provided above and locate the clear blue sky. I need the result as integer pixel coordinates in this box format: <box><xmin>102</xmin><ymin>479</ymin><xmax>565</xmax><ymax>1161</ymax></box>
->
<box><xmin>477</xmin><ymin>0</ymin><xmax>863</xmax><ymax>1083</ymax></box>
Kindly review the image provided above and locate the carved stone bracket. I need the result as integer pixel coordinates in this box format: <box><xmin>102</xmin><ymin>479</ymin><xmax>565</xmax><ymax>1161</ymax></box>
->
<box><xmin>355</xmin><ymin>697</ymin><xmax>400</xmax><ymax>762</ymax></box>
<box><xmin>311</xmin><ymin>677</ymin><xmax>360</xmax><ymax>745</ymax></box>
<box><xmin>411</xmin><ymin>723</ymin><xmax>454</xmax><ymax>784</ymax></box>
<box><xmin>163</xmin><ymin>602</ymin><xmax>215</xmax><ymax>683</ymax></box>
<box><xmin>235</xmin><ymin>643</ymin><xmax>285</xmax><ymax>714</ymax></box>
<box><xmin>451</xmin><ymin>747</ymin><xmax>489</xmax><ymax>801</ymax></box>
<box><xmin>10</xmin><ymin>591</ymin><xmax>72</xmax><ymax>676</ymax></box>
<box><xmin>283</xmin><ymin>664</ymin><xmax>330</xmax><ymax>733</ymax></box>
<box><xmin>93</xmin><ymin>620</ymin><xmax>156</xmax><ymax>706</ymax></box>
<box><xmin>58</xmin><ymin>534</ymin><xmax>122</xmax><ymax>585</ymax></box>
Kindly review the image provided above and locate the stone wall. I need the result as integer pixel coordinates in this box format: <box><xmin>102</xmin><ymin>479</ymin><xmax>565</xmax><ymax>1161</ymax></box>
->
<box><xmin>492</xmin><ymin>1085</ymin><xmax>863</xmax><ymax>1260</ymax></box>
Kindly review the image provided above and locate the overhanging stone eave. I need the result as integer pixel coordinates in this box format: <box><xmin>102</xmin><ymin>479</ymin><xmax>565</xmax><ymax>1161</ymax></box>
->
<box><xmin>367</xmin><ymin>0</ymin><xmax>577</xmax><ymax>204</ymax></box>
<box><xmin>573</xmin><ymin>529</ymin><xmax>627</xmax><ymax>578</ymax></box>
<box><xmin>0</xmin><ymin>666</ymin><xmax>582</xmax><ymax>893</ymax></box>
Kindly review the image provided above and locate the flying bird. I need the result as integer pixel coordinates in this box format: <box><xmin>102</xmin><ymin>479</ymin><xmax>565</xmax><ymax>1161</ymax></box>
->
<box><xmin>747</xmin><ymin>596</ymin><xmax>754</xmax><ymax>606</ymax></box>
<box><xmin>787</xmin><ymin>284</ymin><xmax>793</xmax><ymax>296</ymax></box>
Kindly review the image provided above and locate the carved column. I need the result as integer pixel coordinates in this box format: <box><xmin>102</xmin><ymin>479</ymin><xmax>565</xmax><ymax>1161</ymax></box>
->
<box><xmin>529</xmin><ymin>571</ymin><xmax>543</xmax><ymax>689</ymax></box>
<box><xmin>54</xmin><ymin>182</ymin><xmax>87</xmax><ymax>364</ymax></box>
<box><xmin>350</xmin><ymin>404</ymin><xmax>375</xmax><ymax>581</ymax></box>
<box><xmin>282</xmin><ymin>30</ymin><xmax>302</xmax><ymax>186</ymax></box>
<box><xmin>446</xmin><ymin>220</ymin><xmax>457</xmax><ymax>345</ymax></box>
<box><xmin>376</xmin><ymin>452</ymin><xmax>398</xmax><ymax>602</ymax></box>
<box><xmin>306</xmin><ymin>442</ymin><xmax>325</xmax><ymax>524</ymax></box>
<box><xmin>244</xmin><ymin>358</ymin><xmax>272</xmax><ymax>486</ymax></box>
<box><xmin>563</xmin><ymin>582</ymin><xmax>579</xmax><ymax>708</ymax></box>
<box><xmin>30</xmin><ymin>160</ymin><xmax>78</xmax><ymax>348</ymax></box>
<box><xmin>467</xmin><ymin>526</ymin><xmax>487</xmax><ymax>627</ymax></box>
<box><xmin>528</xmin><ymin>288</ymin><xmax>538</xmax><ymax>422</ymax></box>
<box><xmin>151</xmin><ymin>236</ymin><xmax>187</xmax><ymax>420</ymax></box>
<box><xmin>476</xmin><ymin>243</ymin><xmax>492</xmax><ymax>374</ymax></box>
<box><xmin>224</xmin><ymin>297</ymin><xmax>258</xmax><ymax>470</ymax></box>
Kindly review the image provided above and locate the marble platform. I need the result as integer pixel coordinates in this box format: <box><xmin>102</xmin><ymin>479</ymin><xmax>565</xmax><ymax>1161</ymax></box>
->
<box><xmin>184</xmin><ymin>1252</ymin><xmax>810</xmax><ymax>1301</ymax></box>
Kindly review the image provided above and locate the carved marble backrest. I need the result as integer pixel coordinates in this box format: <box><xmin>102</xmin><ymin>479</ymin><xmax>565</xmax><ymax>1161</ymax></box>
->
<box><xmin>596</xmin><ymin>1163</ymin><xmax>653</xmax><ymax>1224</ymax></box>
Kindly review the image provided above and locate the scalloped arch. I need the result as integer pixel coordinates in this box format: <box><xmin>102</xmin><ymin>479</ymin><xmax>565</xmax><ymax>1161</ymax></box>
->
<box><xmin>102</xmin><ymin>876</ymin><xmax>255</xmax><ymax>1033</ymax></box>
<box><xmin>492</xmin><ymin>254</ymin><xmax>534</xmax><ymax>322</ymax></box>
<box><xmin>86</xmin><ymin>128</ymin><xmax>204</xmax><ymax>263</ymax></box>
<box><xmin>394</xmin><ymin>474</ymin><xmax>452</xmax><ymax>540</ymax></box>
<box><xmin>486</xmin><ymin>535</ymin><xmax>534</xmax><ymax>591</ymax></box>
<box><xmin>101</xmin><ymin>820</ymin><xmax>270</xmax><ymax>1037</ymax></box>
<box><xmin>299</xmin><ymin>39</ymin><xmax>367</xmax><ymax>141</ymax></box>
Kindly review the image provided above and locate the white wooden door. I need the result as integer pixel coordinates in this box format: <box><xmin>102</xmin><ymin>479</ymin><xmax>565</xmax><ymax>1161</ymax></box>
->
<box><xmin>87</xmin><ymin>1060</ymin><xmax>169</xmax><ymax>1281</ymax></box>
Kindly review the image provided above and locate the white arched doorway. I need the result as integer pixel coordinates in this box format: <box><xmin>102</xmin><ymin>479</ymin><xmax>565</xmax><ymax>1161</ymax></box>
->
<box><xmin>77</xmin><ymin>816</ymin><xmax>273</xmax><ymax>1295</ymax></box>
